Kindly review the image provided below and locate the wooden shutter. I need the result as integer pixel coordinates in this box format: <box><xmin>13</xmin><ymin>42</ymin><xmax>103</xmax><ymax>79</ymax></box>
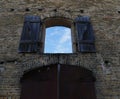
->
<box><xmin>18</xmin><ymin>15</ymin><xmax>42</xmax><ymax>53</ymax></box>
<box><xmin>75</xmin><ymin>16</ymin><xmax>96</xmax><ymax>52</ymax></box>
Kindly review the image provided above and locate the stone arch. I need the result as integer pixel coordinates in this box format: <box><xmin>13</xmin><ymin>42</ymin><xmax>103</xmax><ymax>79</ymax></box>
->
<box><xmin>43</xmin><ymin>17</ymin><xmax>73</xmax><ymax>28</ymax></box>
<box><xmin>40</xmin><ymin>17</ymin><xmax>77</xmax><ymax>53</ymax></box>
<box><xmin>20</xmin><ymin>64</ymin><xmax>96</xmax><ymax>99</ymax></box>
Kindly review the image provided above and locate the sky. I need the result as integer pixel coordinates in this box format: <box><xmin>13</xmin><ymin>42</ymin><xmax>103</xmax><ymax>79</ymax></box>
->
<box><xmin>44</xmin><ymin>26</ymin><xmax>72</xmax><ymax>53</ymax></box>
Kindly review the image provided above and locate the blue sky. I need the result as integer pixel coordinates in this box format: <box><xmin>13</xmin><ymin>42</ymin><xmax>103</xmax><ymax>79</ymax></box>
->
<box><xmin>44</xmin><ymin>26</ymin><xmax>72</xmax><ymax>53</ymax></box>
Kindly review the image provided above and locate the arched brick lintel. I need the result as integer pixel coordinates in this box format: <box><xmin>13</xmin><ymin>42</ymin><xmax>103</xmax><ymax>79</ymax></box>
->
<box><xmin>20</xmin><ymin>64</ymin><xmax>96</xmax><ymax>83</ymax></box>
<box><xmin>43</xmin><ymin>17</ymin><xmax>73</xmax><ymax>28</ymax></box>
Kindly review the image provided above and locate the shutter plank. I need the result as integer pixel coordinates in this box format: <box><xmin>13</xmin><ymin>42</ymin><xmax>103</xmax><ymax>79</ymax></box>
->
<box><xmin>18</xmin><ymin>15</ymin><xmax>41</xmax><ymax>53</ymax></box>
<box><xmin>75</xmin><ymin>16</ymin><xmax>96</xmax><ymax>52</ymax></box>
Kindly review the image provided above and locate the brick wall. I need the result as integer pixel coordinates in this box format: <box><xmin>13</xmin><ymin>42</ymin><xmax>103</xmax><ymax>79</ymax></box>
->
<box><xmin>0</xmin><ymin>0</ymin><xmax>120</xmax><ymax>99</ymax></box>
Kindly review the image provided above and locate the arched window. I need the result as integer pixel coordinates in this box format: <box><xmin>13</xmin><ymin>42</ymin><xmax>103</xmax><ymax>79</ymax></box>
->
<box><xmin>44</xmin><ymin>26</ymin><xmax>72</xmax><ymax>53</ymax></box>
<box><xmin>41</xmin><ymin>17</ymin><xmax>76</xmax><ymax>53</ymax></box>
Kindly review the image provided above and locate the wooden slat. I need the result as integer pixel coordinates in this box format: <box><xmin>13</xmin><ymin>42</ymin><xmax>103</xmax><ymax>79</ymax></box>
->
<box><xmin>3</xmin><ymin>97</ymin><xmax>7</xmax><ymax>99</ymax></box>
<box><xmin>0</xmin><ymin>96</ymin><xmax>19</xmax><ymax>99</ymax></box>
<box><xmin>11</xmin><ymin>96</ymin><xmax>15</xmax><ymax>99</ymax></box>
<box><xmin>0</xmin><ymin>97</ymin><xmax>4</xmax><ymax>99</ymax></box>
<box><xmin>7</xmin><ymin>96</ymin><xmax>12</xmax><ymax>99</ymax></box>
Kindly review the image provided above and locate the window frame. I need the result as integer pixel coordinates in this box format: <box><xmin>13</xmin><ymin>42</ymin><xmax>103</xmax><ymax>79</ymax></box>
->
<box><xmin>41</xmin><ymin>17</ymin><xmax>77</xmax><ymax>54</ymax></box>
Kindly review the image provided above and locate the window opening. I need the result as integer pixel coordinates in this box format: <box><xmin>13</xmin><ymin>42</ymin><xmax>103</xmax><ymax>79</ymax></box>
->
<box><xmin>44</xmin><ymin>26</ymin><xmax>72</xmax><ymax>53</ymax></box>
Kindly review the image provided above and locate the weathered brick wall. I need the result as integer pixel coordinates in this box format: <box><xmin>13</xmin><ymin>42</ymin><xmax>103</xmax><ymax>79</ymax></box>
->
<box><xmin>0</xmin><ymin>0</ymin><xmax>120</xmax><ymax>99</ymax></box>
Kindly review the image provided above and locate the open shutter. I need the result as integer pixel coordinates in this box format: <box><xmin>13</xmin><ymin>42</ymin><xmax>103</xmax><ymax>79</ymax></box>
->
<box><xmin>75</xmin><ymin>16</ymin><xmax>96</xmax><ymax>52</ymax></box>
<box><xmin>18</xmin><ymin>15</ymin><xmax>42</xmax><ymax>53</ymax></box>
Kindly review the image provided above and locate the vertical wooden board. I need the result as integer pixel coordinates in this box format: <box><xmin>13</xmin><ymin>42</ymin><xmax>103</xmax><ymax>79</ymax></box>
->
<box><xmin>60</xmin><ymin>64</ymin><xmax>96</xmax><ymax>99</ymax></box>
<box><xmin>0</xmin><ymin>97</ymin><xmax>3</xmax><ymax>99</ymax></box>
<box><xmin>20</xmin><ymin>65</ymin><xmax>57</xmax><ymax>99</ymax></box>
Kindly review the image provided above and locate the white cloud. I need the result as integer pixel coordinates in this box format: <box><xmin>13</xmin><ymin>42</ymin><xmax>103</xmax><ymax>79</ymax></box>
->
<box><xmin>59</xmin><ymin>28</ymin><xmax>71</xmax><ymax>44</ymax></box>
<box><xmin>48</xmin><ymin>27</ymin><xmax>61</xmax><ymax>36</ymax></box>
<box><xmin>45</xmin><ymin>26</ymin><xmax>72</xmax><ymax>53</ymax></box>
<box><xmin>53</xmin><ymin>28</ymin><xmax>72</xmax><ymax>53</ymax></box>
<box><xmin>54</xmin><ymin>44</ymin><xmax>71</xmax><ymax>53</ymax></box>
